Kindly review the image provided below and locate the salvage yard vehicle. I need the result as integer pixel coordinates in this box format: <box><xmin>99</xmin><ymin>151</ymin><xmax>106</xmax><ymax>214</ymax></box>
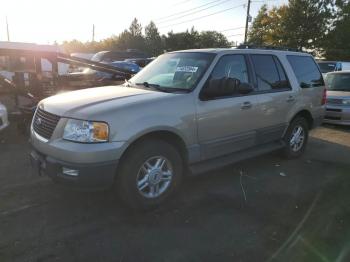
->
<box><xmin>324</xmin><ymin>71</ymin><xmax>350</xmax><ymax>125</ymax></box>
<box><xmin>91</xmin><ymin>50</ymin><xmax>149</xmax><ymax>63</ymax></box>
<box><xmin>0</xmin><ymin>41</ymin><xmax>135</xmax><ymax>133</ymax></box>
<box><xmin>0</xmin><ymin>102</ymin><xmax>9</xmax><ymax>131</ymax></box>
<box><xmin>30</xmin><ymin>47</ymin><xmax>326</xmax><ymax>210</ymax></box>
<box><xmin>318</xmin><ymin>60</ymin><xmax>350</xmax><ymax>75</ymax></box>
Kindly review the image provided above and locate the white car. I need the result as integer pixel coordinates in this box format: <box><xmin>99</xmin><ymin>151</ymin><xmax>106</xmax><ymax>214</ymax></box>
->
<box><xmin>0</xmin><ymin>103</ymin><xmax>9</xmax><ymax>131</ymax></box>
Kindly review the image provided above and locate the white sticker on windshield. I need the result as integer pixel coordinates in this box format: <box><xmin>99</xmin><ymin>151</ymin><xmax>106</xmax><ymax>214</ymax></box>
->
<box><xmin>176</xmin><ymin>66</ymin><xmax>198</xmax><ymax>73</ymax></box>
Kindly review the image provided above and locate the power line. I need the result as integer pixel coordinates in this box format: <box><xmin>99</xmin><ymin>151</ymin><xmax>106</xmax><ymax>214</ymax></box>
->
<box><xmin>226</xmin><ymin>33</ymin><xmax>244</xmax><ymax>37</ymax></box>
<box><xmin>155</xmin><ymin>0</ymin><xmax>222</xmax><ymax>22</ymax></box>
<box><xmin>158</xmin><ymin>0</ymin><xmax>233</xmax><ymax>25</ymax></box>
<box><xmin>158</xmin><ymin>3</ymin><xmax>245</xmax><ymax>29</ymax></box>
<box><xmin>220</xmin><ymin>26</ymin><xmax>245</xmax><ymax>32</ymax></box>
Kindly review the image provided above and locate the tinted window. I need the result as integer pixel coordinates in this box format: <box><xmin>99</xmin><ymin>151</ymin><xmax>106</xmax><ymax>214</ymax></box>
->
<box><xmin>318</xmin><ymin>62</ymin><xmax>337</xmax><ymax>73</ymax></box>
<box><xmin>251</xmin><ymin>55</ymin><xmax>288</xmax><ymax>91</ymax></box>
<box><xmin>287</xmin><ymin>56</ymin><xmax>324</xmax><ymax>88</ymax></box>
<box><xmin>210</xmin><ymin>55</ymin><xmax>249</xmax><ymax>83</ymax></box>
<box><xmin>326</xmin><ymin>73</ymin><xmax>350</xmax><ymax>91</ymax></box>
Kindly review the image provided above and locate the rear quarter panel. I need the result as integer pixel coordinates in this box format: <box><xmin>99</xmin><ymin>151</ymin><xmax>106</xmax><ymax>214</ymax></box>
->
<box><xmin>278</xmin><ymin>53</ymin><xmax>325</xmax><ymax>124</ymax></box>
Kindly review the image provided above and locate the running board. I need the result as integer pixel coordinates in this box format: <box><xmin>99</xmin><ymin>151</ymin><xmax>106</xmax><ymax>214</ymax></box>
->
<box><xmin>189</xmin><ymin>141</ymin><xmax>285</xmax><ymax>175</ymax></box>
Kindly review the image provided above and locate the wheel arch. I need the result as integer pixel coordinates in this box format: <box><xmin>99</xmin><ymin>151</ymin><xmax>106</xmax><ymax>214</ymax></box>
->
<box><xmin>118</xmin><ymin>129</ymin><xmax>189</xmax><ymax>167</ymax></box>
<box><xmin>289</xmin><ymin>109</ymin><xmax>314</xmax><ymax>130</ymax></box>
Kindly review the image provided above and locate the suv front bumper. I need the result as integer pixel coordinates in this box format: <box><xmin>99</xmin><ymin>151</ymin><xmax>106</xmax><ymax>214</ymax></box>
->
<box><xmin>30</xmin><ymin>149</ymin><xmax>119</xmax><ymax>190</ymax></box>
<box><xmin>30</xmin><ymin>128</ymin><xmax>127</xmax><ymax>190</ymax></box>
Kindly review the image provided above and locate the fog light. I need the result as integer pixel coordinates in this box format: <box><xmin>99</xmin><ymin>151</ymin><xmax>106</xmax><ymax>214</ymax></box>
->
<box><xmin>62</xmin><ymin>167</ymin><xmax>79</xmax><ymax>177</ymax></box>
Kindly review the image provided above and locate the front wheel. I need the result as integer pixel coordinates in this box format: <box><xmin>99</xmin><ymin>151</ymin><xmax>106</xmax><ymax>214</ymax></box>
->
<box><xmin>282</xmin><ymin>117</ymin><xmax>309</xmax><ymax>159</ymax></box>
<box><xmin>116</xmin><ymin>139</ymin><xmax>183</xmax><ymax>210</ymax></box>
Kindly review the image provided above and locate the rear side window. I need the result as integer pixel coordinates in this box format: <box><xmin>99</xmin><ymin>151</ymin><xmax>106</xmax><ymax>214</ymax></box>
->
<box><xmin>251</xmin><ymin>54</ymin><xmax>290</xmax><ymax>91</ymax></box>
<box><xmin>287</xmin><ymin>55</ymin><xmax>324</xmax><ymax>88</ymax></box>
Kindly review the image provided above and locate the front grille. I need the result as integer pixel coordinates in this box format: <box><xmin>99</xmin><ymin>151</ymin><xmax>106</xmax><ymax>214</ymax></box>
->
<box><xmin>327</xmin><ymin>98</ymin><xmax>343</xmax><ymax>105</ymax></box>
<box><xmin>33</xmin><ymin>108</ymin><xmax>60</xmax><ymax>140</ymax></box>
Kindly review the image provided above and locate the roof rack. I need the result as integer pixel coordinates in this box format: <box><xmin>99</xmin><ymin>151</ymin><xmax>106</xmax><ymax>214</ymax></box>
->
<box><xmin>237</xmin><ymin>44</ymin><xmax>303</xmax><ymax>52</ymax></box>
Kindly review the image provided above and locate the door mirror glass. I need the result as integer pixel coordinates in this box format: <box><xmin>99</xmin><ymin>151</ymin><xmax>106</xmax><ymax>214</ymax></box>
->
<box><xmin>201</xmin><ymin>77</ymin><xmax>254</xmax><ymax>99</ymax></box>
<box><xmin>237</xmin><ymin>82</ymin><xmax>254</xmax><ymax>94</ymax></box>
<box><xmin>201</xmin><ymin>77</ymin><xmax>240</xmax><ymax>99</ymax></box>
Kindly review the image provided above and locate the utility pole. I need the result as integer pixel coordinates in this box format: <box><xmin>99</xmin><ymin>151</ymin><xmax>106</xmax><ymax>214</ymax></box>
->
<box><xmin>6</xmin><ymin>16</ymin><xmax>10</xmax><ymax>41</ymax></box>
<box><xmin>244</xmin><ymin>0</ymin><xmax>251</xmax><ymax>44</ymax></box>
<box><xmin>92</xmin><ymin>24</ymin><xmax>95</xmax><ymax>42</ymax></box>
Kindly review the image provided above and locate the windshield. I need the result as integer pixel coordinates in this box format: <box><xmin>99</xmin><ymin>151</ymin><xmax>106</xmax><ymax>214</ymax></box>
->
<box><xmin>326</xmin><ymin>73</ymin><xmax>350</xmax><ymax>91</ymax></box>
<box><xmin>318</xmin><ymin>62</ymin><xmax>336</xmax><ymax>73</ymax></box>
<box><xmin>129</xmin><ymin>52</ymin><xmax>215</xmax><ymax>91</ymax></box>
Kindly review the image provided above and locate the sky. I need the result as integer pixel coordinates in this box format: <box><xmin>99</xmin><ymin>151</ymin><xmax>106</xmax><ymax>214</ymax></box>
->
<box><xmin>0</xmin><ymin>0</ymin><xmax>288</xmax><ymax>46</ymax></box>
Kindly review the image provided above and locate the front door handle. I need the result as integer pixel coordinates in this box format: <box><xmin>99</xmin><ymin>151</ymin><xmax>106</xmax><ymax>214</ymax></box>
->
<box><xmin>241</xmin><ymin>101</ymin><xmax>252</xmax><ymax>110</ymax></box>
<box><xmin>286</xmin><ymin>95</ymin><xmax>295</xmax><ymax>102</ymax></box>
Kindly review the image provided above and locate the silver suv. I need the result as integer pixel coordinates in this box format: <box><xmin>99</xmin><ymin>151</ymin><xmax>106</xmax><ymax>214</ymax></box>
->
<box><xmin>30</xmin><ymin>48</ymin><xmax>326</xmax><ymax>210</ymax></box>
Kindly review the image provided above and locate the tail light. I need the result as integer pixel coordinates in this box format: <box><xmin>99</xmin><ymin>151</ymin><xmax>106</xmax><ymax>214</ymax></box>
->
<box><xmin>321</xmin><ymin>88</ymin><xmax>327</xmax><ymax>105</ymax></box>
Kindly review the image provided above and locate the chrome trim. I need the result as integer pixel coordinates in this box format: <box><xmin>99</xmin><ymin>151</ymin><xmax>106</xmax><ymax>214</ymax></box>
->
<box><xmin>31</xmin><ymin>126</ymin><xmax>49</xmax><ymax>143</ymax></box>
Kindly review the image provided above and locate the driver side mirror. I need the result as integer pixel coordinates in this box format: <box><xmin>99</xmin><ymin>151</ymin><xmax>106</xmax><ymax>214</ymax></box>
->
<box><xmin>201</xmin><ymin>77</ymin><xmax>253</xmax><ymax>100</ymax></box>
<box><xmin>237</xmin><ymin>82</ymin><xmax>254</xmax><ymax>94</ymax></box>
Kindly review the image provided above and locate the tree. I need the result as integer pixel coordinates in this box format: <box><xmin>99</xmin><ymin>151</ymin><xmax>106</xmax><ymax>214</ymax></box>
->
<box><xmin>60</xmin><ymin>19</ymin><xmax>232</xmax><ymax>55</ymax></box>
<box><xmin>145</xmin><ymin>21</ymin><xmax>162</xmax><ymax>56</ymax></box>
<box><xmin>125</xmin><ymin>18</ymin><xmax>145</xmax><ymax>51</ymax></box>
<box><xmin>248</xmin><ymin>0</ymin><xmax>335</xmax><ymax>50</ymax></box>
<box><xmin>283</xmin><ymin>0</ymin><xmax>335</xmax><ymax>50</ymax></box>
<box><xmin>248</xmin><ymin>4</ymin><xmax>270</xmax><ymax>45</ymax></box>
<box><xmin>324</xmin><ymin>0</ymin><xmax>350</xmax><ymax>60</ymax></box>
<box><xmin>129</xmin><ymin>18</ymin><xmax>143</xmax><ymax>37</ymax></box>
<box><xmin>197</xmin><ymin>31</ymin><xmax>231</xmax><ymax>48</ymax></box>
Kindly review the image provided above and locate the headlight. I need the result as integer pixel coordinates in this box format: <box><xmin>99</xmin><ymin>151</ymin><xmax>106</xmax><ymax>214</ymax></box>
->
<box><xmin>63</xmin><ymin>119</ymin><xmax>109</xmax><ymax>143</ymax></box>
<box><xmin>342</xmin><ymin>99</ymin><xmax>350</xmax><ymax>105</ymax></box>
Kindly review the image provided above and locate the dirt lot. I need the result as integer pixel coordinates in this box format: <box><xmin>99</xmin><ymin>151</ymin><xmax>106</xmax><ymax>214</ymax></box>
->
<box><xmin>0</xmin><ymin>124</ymin><xmax>350</xmax><ymax>262</ymax></box>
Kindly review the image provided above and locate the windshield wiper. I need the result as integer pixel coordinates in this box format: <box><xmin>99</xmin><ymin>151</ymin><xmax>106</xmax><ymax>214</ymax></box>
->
<box><xmin>135</xmin><ymin>82</ymin><xmax>190</xmax><ymax>93</ymax></box>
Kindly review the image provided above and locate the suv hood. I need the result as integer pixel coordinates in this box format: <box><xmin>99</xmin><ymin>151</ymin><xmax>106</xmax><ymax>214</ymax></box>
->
<box><xmin>39</xmin><ymin>85</ymin><xmax>170</xmax><ymax>117</ymax></box>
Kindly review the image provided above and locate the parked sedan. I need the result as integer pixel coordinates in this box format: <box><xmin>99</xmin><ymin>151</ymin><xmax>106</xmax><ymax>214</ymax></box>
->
<box><xmin>324</xmin><ymin>71</ymin><xmax>350</xmax><ymax>125</ymax></box>
<box><xmin>0</xmin><ymin>102</ymin><xmax>9</xmax><ymax>131</ymax></box>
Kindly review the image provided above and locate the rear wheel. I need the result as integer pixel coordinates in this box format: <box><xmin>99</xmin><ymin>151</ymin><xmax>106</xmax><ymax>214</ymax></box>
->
<box><xmin>282</xmin><ymin>117</ymin><xmax>309</xmax><ymax>159</ymax></box>
<box><xmin>116</xmin><ymin>139</ymin><xmax>183</xmax><ymax>210</ymax></box>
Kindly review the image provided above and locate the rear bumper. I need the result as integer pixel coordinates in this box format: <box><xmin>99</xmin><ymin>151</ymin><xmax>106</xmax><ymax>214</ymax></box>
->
<box><xmin>324</xmin><ymin>105</ymin><xmax>350</xmax><ymax>126</ymax></box>
<box><xmin>30</xmin><ymin>149</ymin><xmax>118</xmax><ymax>191</ymax></box>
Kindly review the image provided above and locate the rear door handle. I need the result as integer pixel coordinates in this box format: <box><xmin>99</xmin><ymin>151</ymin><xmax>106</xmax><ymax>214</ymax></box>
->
<box><xmin>241</xmin><ymin>101</ymin><xmax>252</xmax><ymax>110</ymax></box>
<box><xmin>286</xmin><ymin>95</ymin><xmax>295</xmax><ymax>102</ymax></box>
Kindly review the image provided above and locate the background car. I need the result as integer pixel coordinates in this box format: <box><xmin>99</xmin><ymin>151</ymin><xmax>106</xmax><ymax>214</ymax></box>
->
<box><xmin>324</xmin><ymin>71</ymin><xmax>350</xmax><ymax>125</ymax></box>
<box><xmin>318</xmin><ymin>61</ymin><xmax>350</xmax><ymax>76</ymax></box>
<box><xmin>62</xmin><ymin>61</ymin><xmax>141</xmax><ymax>88</ymax></box>
<box><xmin>0</xmin><ymin>102</ymin><xmax>9</xmax><ymax>131</ymax></box>
<box><xmin>91</xmin><ymin>50</ymin><xmax>149</xmax><ymax>63</ymax></box>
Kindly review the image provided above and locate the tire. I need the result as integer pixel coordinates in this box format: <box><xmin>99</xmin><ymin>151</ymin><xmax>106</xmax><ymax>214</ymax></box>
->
<box><xmin>116</xmin><ymin>139</ymin><xmax>183</xmax><ymax>210</ymax></box>
<box><xmin>282</xmin><ymin>117</ymin><xmax>309</xmax><ymax>159</ymax></box>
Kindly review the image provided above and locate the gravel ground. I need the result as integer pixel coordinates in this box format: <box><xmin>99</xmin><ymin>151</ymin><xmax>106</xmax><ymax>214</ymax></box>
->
<box><xmin>0</xmin><ymin>124</ymin><xmax>350</xmax><ymax>262</ymax></box>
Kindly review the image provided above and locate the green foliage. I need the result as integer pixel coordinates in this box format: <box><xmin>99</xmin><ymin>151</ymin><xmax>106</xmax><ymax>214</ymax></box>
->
<box><xmin>248</xmin><ymin>0</ymin><xmax>336</xmax><ymax>51</ymax></box>
<box><xmin>145</xmin><ymin>21</ymin><xmax>162</xmax><ymax>56</ymax></box>
<box><xmin>323</xmin><ymin>0</ymin><xmax>350</xmax><ymax>60</ymax></box>
<box><xmin>61</xmin><ymin>20</ymin><xmax>232</xmax><ymax>56</ymax></box>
